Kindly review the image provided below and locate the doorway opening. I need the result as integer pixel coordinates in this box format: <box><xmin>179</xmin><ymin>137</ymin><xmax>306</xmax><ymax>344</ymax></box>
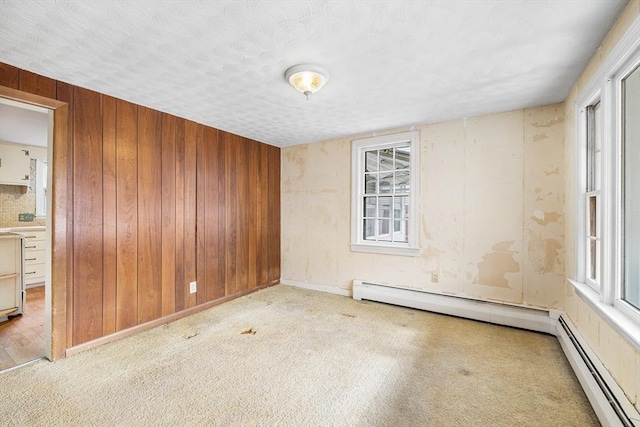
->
<box><xmin>0</xmin><ymin>84</ymin><xmax>69</xmax><ymax>367</ymax></box>
<box><xmin>0</xmin><ymin>98</ymin><xmax>50</xmax><ymax>370</ymax></box>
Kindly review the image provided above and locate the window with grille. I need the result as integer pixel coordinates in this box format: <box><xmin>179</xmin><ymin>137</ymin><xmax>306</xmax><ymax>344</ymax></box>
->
<box><xmin>572</xmin><ymin>23</ymin><xmax>640</xmax><ymax>337</ymax></box>
<box><xmin>351</xmin><ymin>131</ymin><xmax>419</xmax><ymax>256</ymax></box>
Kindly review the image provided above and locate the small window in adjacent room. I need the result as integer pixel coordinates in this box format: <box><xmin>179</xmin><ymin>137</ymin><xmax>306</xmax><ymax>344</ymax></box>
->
<box><xmin>35</xmin><ymin>158</ymin><xmax>47</xmax><ymax>217</ymax></box>
<box><xmin>351</xmin><ymin>131</ymin><xmax>419</xmax><ymax>256</ymax></box>
<box><xmin>622</xmin><ymin>64</ymin><xmax>640</xmax><ymax>311</ymax></box>
<box><xmin>585</xmin><ymin>101</ymin><xmax>601</xmax><ymax>291</ymax></box>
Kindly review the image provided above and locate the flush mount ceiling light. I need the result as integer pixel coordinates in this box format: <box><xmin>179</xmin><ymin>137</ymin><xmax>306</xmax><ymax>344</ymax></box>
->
<box><xmin>284</xmin><ymin>64</ymin><xmax>330</xmax><ymax>100</ymax></box>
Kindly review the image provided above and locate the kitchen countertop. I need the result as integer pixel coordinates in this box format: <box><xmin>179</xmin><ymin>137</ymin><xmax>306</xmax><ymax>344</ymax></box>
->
<box><xmin>0</xmin><ymin>226</ymin><xmax>46</xmax><ymax>233</ymax></box>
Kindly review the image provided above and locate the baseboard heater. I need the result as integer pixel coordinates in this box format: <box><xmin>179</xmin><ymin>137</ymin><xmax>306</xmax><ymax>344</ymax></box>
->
<box><xmin>557</xmin><ymin>316</ymin><xmax>638</xmax><ymax>427</ymax></box>
<box><xmin>352</xmin><ymin>280</ymin><xmax>553</xmax><ymax>334</ymax></box>
<box><xmin>352</xmin><ymin>280</ymin><xmax>640</xmax><ymax>427</ymax></box>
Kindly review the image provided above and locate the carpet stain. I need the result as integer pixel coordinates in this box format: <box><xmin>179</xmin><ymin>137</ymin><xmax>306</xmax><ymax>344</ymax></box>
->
<box><xmin>240</xmin><ymin>328</ymin><xmax>257</xmax><ymax>335</ymax></box>
<box><xmin>341</xmin><ymin>313</ymin><xmax>356</xmax><ymax>318</ymax></box>
<box><xmin>458</xmin><ymin>368</ymin><xmax>471</xmax><ymax>376</ymax></box>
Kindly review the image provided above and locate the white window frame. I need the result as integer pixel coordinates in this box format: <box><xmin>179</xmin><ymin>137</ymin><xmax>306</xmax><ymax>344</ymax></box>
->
<box><xmin>571</xmin><ymin>16</ymin><xmax>640</xmax><ymax>351</ymax></box>
<box><xmin>583</xmin><ymin>99</ymin><xmax>602</xmax><ymax>292</ymax></box>
<box><xmin>351</xmin><ymin>131</ymin><xmax>420</xmax><ymax>256</ymax></box>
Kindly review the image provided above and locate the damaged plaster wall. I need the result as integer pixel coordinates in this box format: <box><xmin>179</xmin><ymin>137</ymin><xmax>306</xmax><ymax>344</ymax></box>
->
<box><xmin>563</xmin><ymin>0</ymin><xmax>640</xmax><ymax>411</ymax></box>
<box><xmin>281</xmin><ymin>103</ymin><xmax>565</xmax><ymax>309</ymax></box>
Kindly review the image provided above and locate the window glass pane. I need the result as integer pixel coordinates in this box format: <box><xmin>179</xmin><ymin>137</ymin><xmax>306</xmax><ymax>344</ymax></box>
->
<box><xmin>394</xmin><ymin>220</ymin><xmax>409</xmax><ymax>243</ymax></box>
<box><xmin>589</xmin><ymin>239</ymin><xmax>597</xmax><ymax>282</ymax></box>
<box><xmin>365</xmin><ymin>150</ymin><xmax>378</xmax><ymax>173</ymax></box>
<box><xmin>379</xmin><ymin>149</ymin><xmax>393</xmax><ymax>171</ymax></box>
<box><xmin>623</xmin><ymin>64</ymin><xmax>640</xmax><ymax>310</ymax></box>
<box><xmin>378</xmin><ymin>219</ymin><xmax>391</xmax><ymax>241</ymax></box>
<box><xmin>586</xmin><ymin>102</ymin><xmax>601</xmax><ymax>192</ymax></box>
<box><xmin>594</xmin><ymin>102</ymin><xmax>602</xmax><ymax>151</ymax></box>
<box><xmin>378</xmin><ymin>196</ymin><xmax>392</xmax><ymax>218</ymax></box>
<box><xmin>35</xmin><ymin>158</ymin><xmax>47</xmax><ymax>217</ymax></box>
<box><xmin>394</xmin><ymin>196</ymin><xmax>409</xmax><ymax>219</ymax></box>
<box><xmin>395</xmin><ymin>171</ymin><xmax>410</xmax><ymax>193</ymax></box>
<box><xmin>395</xmin><ymin>146</ymin><xmax>410</xmax><ymax>170</ymax></box>
<box><xmin>364</xmin><ymin>197</ymin><xmax>376</xmax><ymax>218</ymax></box>
<box><xmin>588</xmin><ymin>195</ymin><xmax>597</xmax><ymax>237</ymax></box>
<box><xmin>379</xmin><ymin>172</ymin><xmax>393</xmax><ymax>193</ymax></box>
<box><xmin>363</xmin><ymin>219</ymin><xmax>376</xmax><ymax>241</ymax></box>
<box><xmin>365</xmin><ymin>173</ymin><xmax>377</xmax><ymax>194</ymax></box>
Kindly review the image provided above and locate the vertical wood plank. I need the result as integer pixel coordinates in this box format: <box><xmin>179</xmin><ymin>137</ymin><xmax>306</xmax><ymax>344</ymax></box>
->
<box><xmin>223</xmin><ymin>132</ymin><xmax>237</xmax><ymax>295</ymax></box>
<box><xmin>137</xmin><ymin>106</ymin><xmax>162</xmax><ymax>323</ymax></box>
<box><xmin>273</xmin><ymin>146</ymin><xmax>281</xmax><ymax>281</ymax></box>
<box><xmin>161</xmin><ymin>113</ymin><xmax>176</xmax><ymax>316</ymax></box>
<box><xmin>184</xmin><ymin>121</ymin><xmax>198</xmax><ymax>308</ymax></box>
<box><xmin>254</xmin><ymin>142</ymin><xmax>264</xmax><ymax>287</ymax></box>
<box><xmin>55</xmin><ymin>81</ymin><xmax>75</xmax><ymax>349</ymax></box>
<box><xmin>19</xmin><ymin>70</ymin><xmax>56</xmax><ymax>99</ymax></box>
<box><xmin>72</xmin><ymin>87</ymin><xmax>103</xmax><ymax>344</ymax></box>
<box><xmin>174</xmin><ymin>118</ymin><xmax>185</xmax><ymax>312</ymax></box>
<box><xmin>0</xmin><ymin>63</ymin><xmax>20</xmax><ymax>88</ymax></box>
<box><xmin>51</xmin><ymin>102</ymin><xmax>69</xmax><ymax>360</ymax></box>
<box><xmin>260</xmin><ymin>144</ymin><xmax>270</xmax><ymax>286</ymax></box>
<box><xmin>236</xmin><ymin>136</ymin><xmax>249</xmax><ymax>292</ymax></box>
<box><xmin>205</xmin><ymin>127</ymin><xmax>223</xmax><ymax>301</ymax></box>
<box><xmin>102</xmin><ymin>95</ymin><xmax>117</xmax><ymax>336</ymax></box>
<box><xmin>115</xmin><ymin>99</ymin><xmax>138</xmax><ymax>331</ymax></box>
<box><xmin>217</xmin><ymin>130</ymin><xmax>227</xmax><ymax>296</ymax></box>
<box><xmin>268</xmin><ymin>145</ymin><xmax>281</xmax><ymax>283</ymax></box>
<box><xmin>196</xmin><ymin>124</ymin><xmax>207</xmax><ymax>305</ymax></box>
<box><xmin>247</xmin><ymin>140</ymin><xmax>258</xmax><ymax>289</ymax></box>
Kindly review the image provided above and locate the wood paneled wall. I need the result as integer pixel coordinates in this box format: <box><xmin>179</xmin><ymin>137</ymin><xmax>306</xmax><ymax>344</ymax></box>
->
<box><xmin>0</xmin><ymin>63</ymin><xmax>281</xmax><ymax>348</ymax></box>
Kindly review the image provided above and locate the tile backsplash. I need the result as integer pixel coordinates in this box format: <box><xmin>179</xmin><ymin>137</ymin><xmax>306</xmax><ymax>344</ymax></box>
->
<box><xmin>0</xmin><ymin>160</ymin><xmax>46</xmax><ymax>227</ymax></box>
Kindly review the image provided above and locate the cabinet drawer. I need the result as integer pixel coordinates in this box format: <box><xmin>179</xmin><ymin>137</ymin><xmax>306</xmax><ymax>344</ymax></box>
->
<box><xmin>22</xmin><ymin>231</ymin><xmax>46</xmax><ymax>241</ymax></box>
<box><xmin>24</xmin><ymin>263</ymin><xmax>46</xmax><ymax>280</ymax></box>
<box><xmin>24</xmin><ymin>239</ymin><xmax>46</xmax><ymax>251</ymax></box>
<box><xmin>24</xmin><ymin>249</ymin><xmax>45</xmax><ymax>265</ymax></box>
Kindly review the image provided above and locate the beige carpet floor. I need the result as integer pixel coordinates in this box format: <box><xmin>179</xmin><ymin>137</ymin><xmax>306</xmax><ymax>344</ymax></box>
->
<box><xmin>0</xmin><ymin>284</ymin><xmax>598</xmax><ymax>426</ymax></box>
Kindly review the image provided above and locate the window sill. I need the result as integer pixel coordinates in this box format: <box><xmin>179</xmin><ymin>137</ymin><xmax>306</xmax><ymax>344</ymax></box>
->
<box><xmin>350</xmin><ymin>243</ymin><xmax>420</xmax><ymax>257</ymax></box>
<box><xmin>568</xmin><ymin>278</ymin><xmax>640</xmax><ymax>353</ymax></box>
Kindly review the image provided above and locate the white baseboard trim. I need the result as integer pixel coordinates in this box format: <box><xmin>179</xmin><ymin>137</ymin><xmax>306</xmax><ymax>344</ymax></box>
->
<box><xmin>556</xmin><ymin>315</ymin><xmax>640</xmax><ymax>427</ymax></box>
<box><xmin>280</xmin><ymin>279</ymin><xmax>353</xmax><ymax>297</ymax></box>
<box><xmin>352</xmin><ymin>280</ymin><xmax>553</xmax><ymax>334</ymax></box>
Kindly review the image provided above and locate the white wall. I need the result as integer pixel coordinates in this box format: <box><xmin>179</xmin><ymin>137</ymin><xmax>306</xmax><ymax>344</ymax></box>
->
<box><xmin>281</xmin><ymin>103</ymin><xmax>565</xmax><ymax>309</ymax></box>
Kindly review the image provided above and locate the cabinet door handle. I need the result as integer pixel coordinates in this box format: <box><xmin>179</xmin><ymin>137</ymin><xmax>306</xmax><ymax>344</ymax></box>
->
<box><xmin>25</xmin><ymin>258</ymin><xmax>37</xmax><ymax>261</ymax></box>
<box><xmin>25</xmin><ymin>236</ymin><xmax>36</xmax><ymax>239</ymax></box>
<box><xmin>25</xmin><ymin>271</ymin><xmax>36</xmax><ymax>275</ymax></box>
<box><xmin>25</xmin><ymin>245</ymin><xmax>36</xmax><ymax>249</ymax></box>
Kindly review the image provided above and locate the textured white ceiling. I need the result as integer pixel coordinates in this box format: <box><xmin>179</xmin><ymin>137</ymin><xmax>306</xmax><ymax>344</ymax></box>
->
<box><xmin>0</xmin><ymin>0</ymin><xmax>627</xmax><ymax>147</ymax></box>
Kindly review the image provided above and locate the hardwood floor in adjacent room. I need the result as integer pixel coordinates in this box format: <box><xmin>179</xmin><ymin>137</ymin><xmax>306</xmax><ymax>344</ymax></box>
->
<box><xmin>0</xmin><ymin>286</ymin><xmax>45</xmax><ymax>371</ymax></box>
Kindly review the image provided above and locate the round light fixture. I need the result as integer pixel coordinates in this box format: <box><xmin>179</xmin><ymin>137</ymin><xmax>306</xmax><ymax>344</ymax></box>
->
<box><xmin>284</xmin><ymin>64</ymin><xmax>330</xmax><ymax>100</ymax></box>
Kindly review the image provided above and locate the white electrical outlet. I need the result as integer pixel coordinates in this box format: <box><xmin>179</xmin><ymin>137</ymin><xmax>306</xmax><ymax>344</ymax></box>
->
<box><xmin>189</xmin><ymin>281</ymin><xmax>197</xmax><ymax>294</ymax></box>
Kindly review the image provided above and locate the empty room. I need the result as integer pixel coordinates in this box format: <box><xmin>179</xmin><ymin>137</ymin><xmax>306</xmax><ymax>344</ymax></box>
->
<box><xmin>0</xmin><ymin>1</ymin><xmax>638</xmax><ymax>426</ymax></box>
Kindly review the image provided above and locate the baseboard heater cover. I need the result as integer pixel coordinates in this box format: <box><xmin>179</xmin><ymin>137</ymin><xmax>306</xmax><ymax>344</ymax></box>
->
<box><xmin>557</xmin><ymin>316</ymin><xmax>639</xmax><ymax>427</ymax></box>
<box><xmin>352</xmin><ymin>280</ymin><xmax>553</xmax><ymax>334</ymax></box>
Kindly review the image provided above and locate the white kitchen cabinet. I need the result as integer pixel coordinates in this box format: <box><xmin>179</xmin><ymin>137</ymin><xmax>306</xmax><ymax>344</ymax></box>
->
<box><xmin>21</xmin><ymin>230</ymin><xmax>46</xmax><ymax>287</ymax></box>
<box><xmin>0</xmin><ymin>142</ymin><xmax>31</xmax><ymax>186</ymax></box>
<box><xmin>0</xmin><ymin>233</ymin><xmax>24</xmax><ymax>321</ymax></box>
